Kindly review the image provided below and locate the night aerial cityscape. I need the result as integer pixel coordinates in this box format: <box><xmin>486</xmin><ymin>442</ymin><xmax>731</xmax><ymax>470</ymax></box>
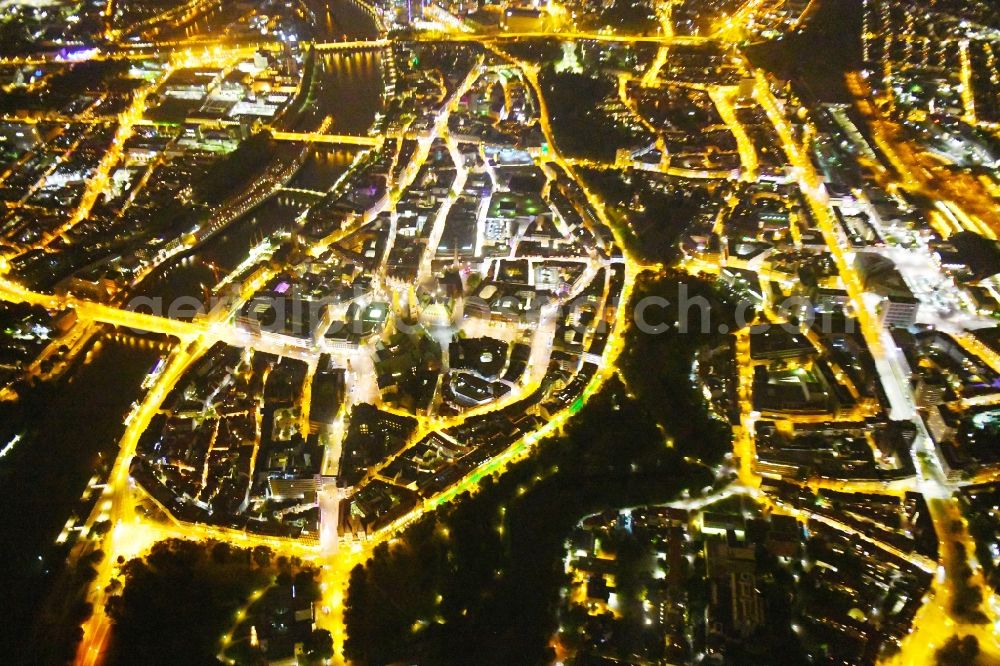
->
<box><xmin>1</xmin><ymin>0</ymin><xmax>1000</xmax><ymax>664</ymax></box>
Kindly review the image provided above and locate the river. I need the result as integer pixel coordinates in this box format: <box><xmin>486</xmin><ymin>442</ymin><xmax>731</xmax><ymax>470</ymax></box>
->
<box><xmin>0</xmin><ymin>0</ymin><xmax>384</xmax><ymax>655</ymax></box>
<box><xmin>0</xmin><ymin>335</ymin><xmax>162</xmax><ymax>655</ymax></box>
<box><xmin>138</xmin><ymin>0</ymin><xmax>384</xmax><ymax>304</ymax></box>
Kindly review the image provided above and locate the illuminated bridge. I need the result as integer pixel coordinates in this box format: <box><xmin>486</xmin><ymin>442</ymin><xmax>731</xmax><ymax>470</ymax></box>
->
<box><xmin>312</xmin><ymin>39</ymin><xmax>389</xmax><ymax>51</ymax></box>
<box><xmin>0</xmin><ymin>279</ymin><xmax>321</xmax><ymax>360</ymax></box>
<box><xmin>270</xmin><ymin>131</ymin><xmax>382</xmax><ymax>146</ymax></box>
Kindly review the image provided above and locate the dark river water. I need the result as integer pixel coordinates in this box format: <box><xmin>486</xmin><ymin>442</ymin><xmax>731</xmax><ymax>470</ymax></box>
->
<box><xmin>0</xmin><ymin>335</ymin><xmax>161</xmax><ymax>653</ymax></box>
<box><xmin>0</xmin><ymin>0</ymin><xmax>383</xmax><ymax>654</ymax></box>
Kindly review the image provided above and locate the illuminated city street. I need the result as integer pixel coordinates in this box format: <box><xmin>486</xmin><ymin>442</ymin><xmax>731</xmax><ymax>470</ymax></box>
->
<box><xmin>0</xmin><ymin>0</ymin><xmax>999</xmax><ymax>663</ymax></box>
